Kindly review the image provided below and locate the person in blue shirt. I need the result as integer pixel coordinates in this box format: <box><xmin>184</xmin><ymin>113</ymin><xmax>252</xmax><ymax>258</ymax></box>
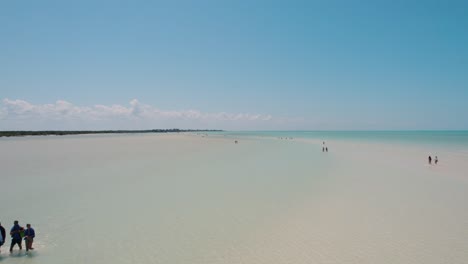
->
<box><xmin>24</xmin><ymin>224</ymin><xmax>35</xmax><ymax>251</ymax></box>
<box><xmin>9</xmin><ymin>220</ymin><xmax>23</xmax><ymax>252</ymax></box>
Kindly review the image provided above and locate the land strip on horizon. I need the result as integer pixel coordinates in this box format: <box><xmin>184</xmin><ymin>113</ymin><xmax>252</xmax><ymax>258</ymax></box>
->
<box><xmin>0</xmin><ymin>129</ymin><xmax>223</xmax><ymax>137</ymax></box>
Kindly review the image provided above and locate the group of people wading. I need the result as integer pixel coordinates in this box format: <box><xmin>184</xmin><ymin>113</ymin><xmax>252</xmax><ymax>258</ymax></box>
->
<box><xmin>322</xmin><ymin>141</ymin><xmax>328</xmax><ymax>152</ymax></box>
<box><xmin>428</xmin><ymin>155</ymin><xmax>439</xmax><ymax>165</ymax></box>
<box><xmin>0</xmin><ymin>221</ymin><xmax>35</xmax><ymax>253</ymax></box>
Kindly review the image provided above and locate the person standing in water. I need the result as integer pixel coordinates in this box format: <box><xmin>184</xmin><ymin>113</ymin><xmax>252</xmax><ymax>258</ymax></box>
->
<box><xmin>0</xmin><ymin>222</ymin><xmax>6</xmax><ymax>253</ymax></box>
<box><xmin>435</xmin><ymin>156</ymin><xmax>438</xmax><ymax>165</ymax></box>
<box><xmin>24</xmin><ymin>224</ymin><xmax>35</xmax><ymax>251</ymax></box>
<box><xmin>326</xmin><ymin>147</ymin><xmax>328</xmax><ymax>152</ymax></box>
<box><xmin>428</xmin><ymin>155</ymin><xmax>432</xmax><ymax>164</ymax></box>
<box><xmin>9</xmin><ymin>220</ymin><xmax>23</xmax><ymax>252</ymax></box>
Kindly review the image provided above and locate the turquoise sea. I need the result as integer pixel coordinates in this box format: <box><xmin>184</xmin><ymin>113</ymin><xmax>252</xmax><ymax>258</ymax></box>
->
<box><xmin>215</xmin><ymin>130</ymin><xmax>468</xmax><ymax>149</ymax></box>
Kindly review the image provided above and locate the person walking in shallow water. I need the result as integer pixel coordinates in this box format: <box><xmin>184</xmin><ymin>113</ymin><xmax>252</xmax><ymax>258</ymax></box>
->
<box><xmin>10</xmin><ymin>220</ymin><xmax>23</xmax><ymax>252</ymax></box>
<box><xmin>435</xmin><ymin>156</ymin><xmax>438</xmax><ymax>165</ymax></box>
<box><xmin>24</xmin><ymin>224</ymin><xmax>35</xmax><ymax>251</ymax></box>
<box><xmin>428</xmin><ymin>155</ymin><xmax>432</xmax><ymax>165</ymax></box>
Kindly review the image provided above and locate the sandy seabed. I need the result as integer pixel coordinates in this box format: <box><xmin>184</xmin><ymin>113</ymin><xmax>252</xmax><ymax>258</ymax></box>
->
<box><xmin>0</xmin><ymin>133</ymin><xmax>467</xmax><ymax>263</ymax></box>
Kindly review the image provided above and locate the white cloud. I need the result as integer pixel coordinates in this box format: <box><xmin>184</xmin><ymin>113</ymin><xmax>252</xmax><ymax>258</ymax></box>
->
<box><xmin>0</xmin><ymin>98</ymin><xmax>280</xmax><ymax>130</ymax></box>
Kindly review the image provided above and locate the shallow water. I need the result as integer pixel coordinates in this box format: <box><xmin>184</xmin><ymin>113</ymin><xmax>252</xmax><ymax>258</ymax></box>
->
<box><xmin>0</xmin><ymin>133</ymin><xmax>467</xmax><ymax>263</ymax></box>
<box><xmin>218</xmin><ymin>130</ymin><xmax>468</xmax><ymax>150</ymax></box>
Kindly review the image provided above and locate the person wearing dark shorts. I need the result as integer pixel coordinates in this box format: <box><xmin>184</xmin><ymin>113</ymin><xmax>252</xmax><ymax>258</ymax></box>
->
<box><xmin>10</xmin><ymin>220</ymin><xmax>23</xmax><ymax>252</ymax></box>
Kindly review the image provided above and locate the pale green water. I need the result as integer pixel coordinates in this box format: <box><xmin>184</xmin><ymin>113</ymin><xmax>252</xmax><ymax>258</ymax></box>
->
<box><xmin>0</xmin><ymin>132</ymin><xmax>467</xmax><ymax>263</ymax></box>
<box><xmin>0</xmin><ymin>134</ymin><xmax>330</xmax><ymax>263</ymax></box>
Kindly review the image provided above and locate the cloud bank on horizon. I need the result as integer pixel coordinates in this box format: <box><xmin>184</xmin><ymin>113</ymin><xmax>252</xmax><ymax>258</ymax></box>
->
<box><xmin>0</xmin><ymin>98</ymin><xmax>287</xmax><ymax>130</ymax></box>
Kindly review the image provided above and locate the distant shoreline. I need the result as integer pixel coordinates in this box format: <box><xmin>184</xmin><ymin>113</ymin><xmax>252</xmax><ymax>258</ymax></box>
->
<box><xmin>0</xmin><ymin>129</ymin><xmax>223</xmax><ymax>137</ymax></box>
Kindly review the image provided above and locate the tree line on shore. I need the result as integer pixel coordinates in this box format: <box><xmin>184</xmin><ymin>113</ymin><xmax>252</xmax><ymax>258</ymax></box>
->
<box><xmin>0</xmin><ymin>129</ymin><xmax>223</xmax><ymax>137</ymax></box>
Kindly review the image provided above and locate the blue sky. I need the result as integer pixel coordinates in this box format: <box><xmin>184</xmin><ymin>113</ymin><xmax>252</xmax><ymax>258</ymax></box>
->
<box><xmin>1</xmin><ymin>0</ymin><xmax>467</xmax><ymax>130</ymax></box>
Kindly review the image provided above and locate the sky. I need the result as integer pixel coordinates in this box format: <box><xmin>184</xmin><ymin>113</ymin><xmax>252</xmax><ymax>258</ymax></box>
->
<box><xmin>1</xmin><ymin>0</ymin><xmax>467</xmax><ymax>130</ymax></box>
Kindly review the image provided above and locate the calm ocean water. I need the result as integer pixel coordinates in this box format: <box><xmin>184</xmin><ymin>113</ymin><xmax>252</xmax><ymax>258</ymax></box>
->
<box><xmin>215</xmin><ymin>131</ymin><xmax>468</xmax><ymax>149</ymax></box>
<box><xmin>0</xmin><ymin>132</ymin><xmax>467</xmax><ymax>263</ymax></box>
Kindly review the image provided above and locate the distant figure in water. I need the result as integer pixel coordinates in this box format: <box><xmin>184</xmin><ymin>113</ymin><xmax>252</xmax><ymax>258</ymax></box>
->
<box><xmin>235</xmin><ymin>140</ymin><xmax>238</xmax><ymax>144</ymax></box>
<box><xmin>24</xmin><ymin>224</ymin><xmax>35</xmax><ymax>251</ymax></box>
<box><xmin>435</xmin><ymin>156</ymin><xmax>438</xmax><ymax>165</ymax></box>
<box><xmin>326</xmin><ymin>147</ymin><xmax>328</xmax><ymax>152</ymax></box>
<box><xmin>428</xmin><ymin>155</ymin><xmax>432</xmax><ymax>164</ymax></box>
<box><xmin>322</xmin><ymin>147</ymin><xmax>325</xmax><ymax>152</ymax></box>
